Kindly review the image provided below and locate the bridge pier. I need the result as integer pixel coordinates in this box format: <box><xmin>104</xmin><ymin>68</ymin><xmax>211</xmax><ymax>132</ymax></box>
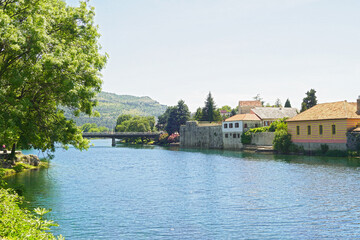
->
<box><xmin>112</xmin><ymin>137</ymin><xmax>116</xmax><ymax>147</ymax></box>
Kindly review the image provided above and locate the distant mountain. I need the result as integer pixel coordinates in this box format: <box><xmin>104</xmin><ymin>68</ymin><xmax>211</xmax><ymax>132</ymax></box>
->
<box><xmin>65</xmin><ymin>92</ymin><xmax>168</xmax><ymax>129</ymax></box>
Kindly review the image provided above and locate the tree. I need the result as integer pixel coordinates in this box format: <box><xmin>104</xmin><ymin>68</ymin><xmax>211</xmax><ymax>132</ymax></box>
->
<box><xmin>0</xmin><ymin>0</ymin><xmax>107</xmax><ymax>158</ymax></box>
<box><xmin>115</xmin><ymin>115</ymin><xmax>155</xmax><ymax>132</ymax></box>
<box><xmin>274</xmin><ymin>98</ymin><xmax>282</xmax><ymax>108</ymax></box>
<box><xmin>193</xmin><ymin>107</ymin><xmax>203</xmax><ymax>121</ymax></box>
<box><xmin>253</xmin><ymin>94</ymin><xmax>265</xmax><ymax>106</ymax></box>
<box><xmin>164</xmin><ymin>100</ymin><xmax>190</xmax><ymax>135</ymax></box>
<box><xmin>284</xmin><ymin>99</ymin><xmax>292</xmax><ymax>108</ymax></box>
<box><xmin>219</xmin><ymin>105</ymin><xmax>232</xmax><ymax>112</ymax></box>
<box><xmin>201</xmin><ymin>92</ymin><xmax>222</xmax><ymax>122</ymax></box>
<box><xmin>301</xmin><ymin>89</ymin><xmax>318</xmax><ymax>112</ymax></box>
<box><xmin>230</xmin><ymin>108</ymin><xmax>237</xmax><ymax>117</ymax></box>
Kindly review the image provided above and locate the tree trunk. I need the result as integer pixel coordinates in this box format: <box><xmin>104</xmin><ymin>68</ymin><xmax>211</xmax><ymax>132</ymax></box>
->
<box><xmin>9</xmin><ymin>143</ymin><xmax>16</xmax><ymax>160</ymax></box>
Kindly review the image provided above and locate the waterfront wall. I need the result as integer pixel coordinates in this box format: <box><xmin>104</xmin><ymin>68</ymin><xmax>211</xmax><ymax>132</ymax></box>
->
<box><xmin>223</xmin><ymin>132</ymin><xmax>243</xmax><ymax>150</ymax></box>
<box><xmin>180</xmin><ymin>121</ymin><xmax>223</xmax><ymax>149</ymax></box>
<box><xmin>293</xmin><ymin>142</ymin><xmax>347</xmax><ymax>151</ymax></box>
<box><xmin>251</xmin><ymin>132</ymin><xmax>275</xmax><ymax>146</ymax></box>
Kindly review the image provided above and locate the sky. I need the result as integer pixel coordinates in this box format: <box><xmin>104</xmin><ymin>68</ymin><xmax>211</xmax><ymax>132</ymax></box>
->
<box><xmin>66</xmin><ymin>0</ymin><xmax>360</xmax><ymax>112</ymax></box>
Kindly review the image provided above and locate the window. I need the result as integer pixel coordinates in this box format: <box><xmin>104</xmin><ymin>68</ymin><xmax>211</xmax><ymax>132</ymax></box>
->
<box><xmin>297</xmin><ymin>126</ymin><xmax>300</xmax><ymax>135</ymax></box>
<box><xmin>244</xmin><ymin>123</ymin><xmax>248</xmax><ymax>128</ymax></box>
<box><xmin>238</xmin><ymin>134</ymin><xmax>240</xmax><ymax>138</ymax></box>
<box><xmin>225</xmin><ymin>133</ymin><xmax>228</xmax><ymax>138</ymax></box>
<box><xmin>233</xmin><ymin>134</ymin><xmax>236</xmax><ymax>138</ymax></box>
<box><xmin>332</xmin><ymin>125</ymin><xmax>336</xmax><ymax>135</ymax></box>
<box><xmin>229</xmin><ymin>123</ymin><xmax>233</xmax><ymax>128</ymax></box>
<box><xmin>255</xmin><ymin>124</ymin><xmax>258</xmax><ymax>128</ymax></box>
<box><xmin>224</xmin><ymin>123</ymin><xmax>228</xmax><ymax>129</ymax></box>
<box><xmin>235</xmin><ymin>123</ymin><xmax>239</xmax><ymax>128</ymax></box>
<box><xmin>308</xmin><ymin>125</ymin><xmax>311</xmax><ymax>135</ymax></box>
<box><xmin>319</xmin><ymin>125</ymin><xmax>323</xmax><ymax>135</ymax></box>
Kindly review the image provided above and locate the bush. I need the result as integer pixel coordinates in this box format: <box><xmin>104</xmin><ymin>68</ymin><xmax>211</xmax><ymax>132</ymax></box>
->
<box><xmin>157</xmin><ymin>133</ymin><xmax>169</xmax><ymax>145</ymax></box>
<box><xmin>249</xmin><ymin>126</ymin><xmax>270</xmax><ymax>133</ymax></box>
<box><xmin>13</xmin><ymin>163</ymin><xmax>27</xmax><ymax>173</ymax></box>
<box><xmin>241</xmin><ymin>131</ymin><xmax>252</xmax><ymax>144</ymax></box>
<box><xmin>168</xmin><ymin>133</ymin><xmax>180</xmax><ymax>143</ymax></box>
<box><xmin>269</xmin><ymin>118</ymin><xmax>288</xmax><ymax>132</ymax></box>
<box><xmin>320</xmin><ymin>144</ymin><xmax>329</xmax><ymax>154</ymax></box>
<box><xmin>273</xmin><ymin>130</ymin><xmax>292</xmax><ymax>153</ymax></box>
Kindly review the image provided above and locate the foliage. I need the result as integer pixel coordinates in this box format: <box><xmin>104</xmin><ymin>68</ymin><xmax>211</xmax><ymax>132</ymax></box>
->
<box><xmin>230</xmin><ymin>108</ymin><xmax>237</xmax><ymax>117</ymax></box>
<box><xmin>241</xmin><ymin>131</ymin><xmax>252</xmax><ymax>144</ymax></box>
<box><xmin>320</xmin><ymin>144</ymin><xmax>329</xmax><ymax>154</ymax></box>
<box><xmin>273</xmin><ymin>130</ymin><xmax>292</xmax><ymax>153</ymax></box>
<box><xmin>157</xmin><ymin>133</ymin><xmax>169</xmax><ymax>145</ymax></box>
<box><xmin>0</xmin><ymin>188</ymin><xmax>63</xmax><ymax>239</ymax></box>
<box><xmin>219</xmin><ymin>105</ymin><xmax>232</xmax><ymax>112</ymax></box>
<box><xmin>301</xmin><ymin>89</ymin><xmax>318</xmax><ymax>112</ymax></box>
<box><xmin>0</xmin><ymin>0</ymin><xmax>107</xmax><ymax>157</ymax></box>
<box><xmin>115</xmin><ymin>115</ymin><xmax>155</xmax><ymax>133</ymax></box>
<box><xmin>249</xmin><ymin>126</ymin><xmax>270</xmax><ymax>133</ymax></box>
<box><xmin>253</xmin><ymin>94</ymin><xmax>265</xmax><ymax>106</ymax></box>
<box><xmin>284</xmin><ymin>98</ymin><xmax>292</xmax><ymax>108</ymax></box>
<box><xmin>274</xmin><ymin>98</ymin><xmax>282</xmax><ymax>107</ymax></box>
<box><xmin>269</xmin><ymin>118</ymin><xmax>288</xmax><ymax>132</ymax></box>
<box><xmin>193</xmin><ymin>107</ymin><xmax>203</xmax><ymax>121</ymax></box>
<box><xmin>81</xmin><ymin>123</ymin><xmax>109</xmax><ymax>133</ymax></box>
<box><xmin>65</xmin><ymin>92</ymin><xmax>168</xmax><ymax>129</ymax></box>
<box><xmin>167</xmin><ymin>133</ymin><xmax>180</xmax><ymax>143</ymax></box>
<box><xmin>201</xmin><ymin>92</ymin><xmax>222</xmax><ymax>122</ymax></box>
<box><xmin>157</xmin><ymin>100</ymin><xmax>190</xmax><ymax>134</ymax></box>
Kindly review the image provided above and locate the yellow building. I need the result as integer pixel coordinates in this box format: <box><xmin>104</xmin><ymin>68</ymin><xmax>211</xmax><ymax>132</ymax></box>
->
<box><xmin>287</xmin><ymin>100</ymin><xmax>360</xmax><ymax>151</ymax></box>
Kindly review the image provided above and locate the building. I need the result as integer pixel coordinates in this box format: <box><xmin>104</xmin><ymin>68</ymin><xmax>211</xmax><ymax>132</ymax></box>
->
<box><xmin>222</xmin><ymin>114</ymin><xmax>261</xmax><ymax>149</ymax></box>
<box><xmin>251</xmin><ymin>107</ymin><xmax>298</xmax><ymax>126</ymax></box>
<box><xmin>238</xmin><ymin>100</ymin><xmax>262</xmax><ymax>114</ymax></box>
<box><xmin>287</xmin><ymin>98</ymin><xmax>360</xmax><ymax>151</ymax></box>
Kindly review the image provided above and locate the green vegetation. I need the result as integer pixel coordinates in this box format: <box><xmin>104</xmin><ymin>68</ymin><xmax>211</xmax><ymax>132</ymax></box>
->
<box><xmin>241</xmin><ymin>132</ymin><xmax>252</xmax><ymax>144</ymax></box>
<box><xmin>65</xmin><ymin>92</ymin><xmax>168</xmax><ymax>129</ymax></box>
<box><xmin>115</xmin><ymin>115</ymin><xmax>155</xmax><ymax>133</ymax></box>
<box><xmin>81</xmin><ymin>123</ymin><xmax>109</xmax><ymax>133</ymax></box>
<box><xmin>273</xmin><ymin>130</ymin><xmax>292</xmax><ymax>153</ymax></box>
<box><xmin>0</xmin><ymin>0</ymin><xmax>107</xmax><ymax>158</ymax></box>
<box><xmin>301</xmin><ymin>89</ymin><xmax>318</xmax><ymax>112</ymax></box>
<box><xmin>157</xmin><ymin>100</ymin><xmax>190</xmax><ymax>134</ymax></box>
<box><xmin>0</xmin><ymin>170</ymin><xmax>62</xmax><ymax>239</ymax></box>
<box><xmin>284</xmin><ymin>98</ymin><xmax>292</xmax><ymax>108</ymax></box>
<box><xmin>194</xmin><ymin>92</ymin><xmax>222</xmax><ymax>122</ymax></box>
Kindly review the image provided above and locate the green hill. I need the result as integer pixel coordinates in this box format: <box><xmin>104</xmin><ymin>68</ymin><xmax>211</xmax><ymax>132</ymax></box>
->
<box><xmin>65</xmin><ymin>92</ymin><xmax>168</xmax><ymax>129</ymax></box>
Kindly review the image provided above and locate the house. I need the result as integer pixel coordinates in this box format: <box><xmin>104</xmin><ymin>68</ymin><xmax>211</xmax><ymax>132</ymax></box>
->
<box><xmin>251</xmin><ymin>107</ymin><xmax>298</xmax><ymax>126</ymax></box>
<box><xmin>219</xmin><ymin>110</ymin><xmax>231</xmax><ymax>118</ymax></box>
<box><xmin>287</xmin><ymin>98</ymin><xmax>360</xmax><ymax>151</ymax></box>
<box><xmin>222</xmin><ymin>114</ymin><xmax>261</xmax><ymax>149</ymax></box>
<box><xmin>238</xmin><ymin>100</ymin><xmax>262</xmax><ymax>114</ymax></box>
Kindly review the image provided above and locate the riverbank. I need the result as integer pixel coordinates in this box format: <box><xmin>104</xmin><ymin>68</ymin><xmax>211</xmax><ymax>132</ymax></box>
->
<box><xmin>0</xmin><ymin>152</ymin><xmax>49</xmax><ymax>178</ymax></box>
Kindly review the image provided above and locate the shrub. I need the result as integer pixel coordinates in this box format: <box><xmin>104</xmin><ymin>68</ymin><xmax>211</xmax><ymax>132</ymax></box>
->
<box><xmin>249</xmin><ymin>126</ymin><xmax>270</xmax><ymax>133</ymax></box>
<box><xmin>269</xmin><ymin>118</ymin><xmax>288</xmax><ymax>132</ymax></box>
<box><xmin>13</xmin><ymin>163</ymin><xmax>27</xmax><ymax>173</ymax></box>
<box><xmin>273</xmin><ymin>130</ymin><xmax>292</xmax><ymax>153</ymax></box>
<box><xmin>320</xmin><ymin>144</ymin><xmax>329</xmax><ymax>154</ymax></box>
<box><xmin>168</xmin><ymin>133</ymin><xmax>180</xmax><ymax>143</ymax></box>
<box><xmin>241</xmin><ymin>131</ymin><xmax>252</xmax><ymax>144</ymax></box>
<box><xmin>158</xmin><ymin>133</ymin><xmax>169</xmax><ymax>145</ymax></box>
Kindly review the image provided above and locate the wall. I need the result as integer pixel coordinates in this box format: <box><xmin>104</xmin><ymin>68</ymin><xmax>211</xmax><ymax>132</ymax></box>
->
<box><xmin>251</xmin><ymin>132</ymin><xmax>275</xmax><ymax>146</ymax></box>
<box><xmin>223</xmin><ymin>132</ymin><xmax>243</xmax><ymax>149</ymax></box>
<box><xmin>180</xmin><ymin>121</ymin><xmax>223</xmax><ymax>149</ymax></box>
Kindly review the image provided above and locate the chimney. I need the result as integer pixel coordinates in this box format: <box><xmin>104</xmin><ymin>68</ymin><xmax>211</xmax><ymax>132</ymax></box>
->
<box><xmin>358</xmin><ymin>96</ymin><xmax>360</xmax><ymax>114</ymax></box>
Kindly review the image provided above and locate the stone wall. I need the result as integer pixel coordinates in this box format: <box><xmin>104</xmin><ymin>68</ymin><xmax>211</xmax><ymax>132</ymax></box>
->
<box><xmin>251</xmin><ymin>132</ymin><xmax>275</xmax><ymax>146</ymax></box>
<box><xmin>180</xmin><ymin>121</ymin><xmax>223</xmax><ymax>149</ymax></box>
<box><xmin>293</xmin><ymin>142</ymin><xmax>347</xmax><ymax>151</ymax></box>
<box><xmin>223</xmin><ymin>132</ymin><xmax>243</xmax><ymax>150</ymax></box>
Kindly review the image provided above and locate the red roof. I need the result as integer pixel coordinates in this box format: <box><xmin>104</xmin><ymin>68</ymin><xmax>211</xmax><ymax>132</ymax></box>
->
<box><xmin>239</xmin><ymin>100</ymin><xmax>262</xmax><ymax>107</ymax></box>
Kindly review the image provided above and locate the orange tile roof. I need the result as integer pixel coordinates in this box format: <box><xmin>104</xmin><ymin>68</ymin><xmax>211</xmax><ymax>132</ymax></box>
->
<box><xmin>239</xmin><ymin>100</ymin><xmax>262</xmax><ymax>107</ymax></box>
<box><xmin>225</xmin><ymin>114</ymin><xmax>261</xmax><ymax>122</ymax></box>
<box><xmin>287</xmin><ymin>101</ymin><xmax>360</xmax><ymax>122</ymax></box>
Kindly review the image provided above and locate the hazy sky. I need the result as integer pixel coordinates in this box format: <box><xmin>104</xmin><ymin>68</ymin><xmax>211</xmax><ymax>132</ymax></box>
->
<box><xmin>66</xmin><ymin>0</ymin><xmax>360</xmax><ymax>111</ymax></box>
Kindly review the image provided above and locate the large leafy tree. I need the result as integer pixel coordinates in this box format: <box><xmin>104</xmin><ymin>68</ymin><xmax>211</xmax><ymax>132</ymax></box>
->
<box><xmin>301</xmin><ymin>89</ymin><xmax>318</xmax><ymax>112</ymax></box>
<box><xmin>0</xmin><ymin>0</ymin><xmax>107</xmax><ymax>157</ymax></box>
<box><xmin>157</xmin><ymin>100</ymin><xmax>190</xmax><ymax>134</ymax></box>
<box><xmin>201</xmin><ymin>92</ymin><xmax>222</xmax><ymax>122</ymax></box>
<box><xmin>115</xmin><ymin>115</ymin><xmax>155</xmax><ymax>132</ymax></box>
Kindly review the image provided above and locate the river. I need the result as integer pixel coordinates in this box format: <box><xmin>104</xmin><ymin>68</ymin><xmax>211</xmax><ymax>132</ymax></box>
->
<box><xmin>5</xmin><ymin>139</ymin><xmax>360</xmax><ymax>239</ymax></box>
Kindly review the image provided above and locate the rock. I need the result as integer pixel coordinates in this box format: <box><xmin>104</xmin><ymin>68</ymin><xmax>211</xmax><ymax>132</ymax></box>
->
<box><xmin>29</xmin><ymin>155</ymin><xmax>40</xmax><ymax>166</ymax></box>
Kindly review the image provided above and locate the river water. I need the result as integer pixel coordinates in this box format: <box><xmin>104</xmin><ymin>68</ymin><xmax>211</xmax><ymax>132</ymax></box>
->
<box><xmin>5</xmin><ymin>139</ymin><xmax>360</xmax><ymax>239</ymax></box>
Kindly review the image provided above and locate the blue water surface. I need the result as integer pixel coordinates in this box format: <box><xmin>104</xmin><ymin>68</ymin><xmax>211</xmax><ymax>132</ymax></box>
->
<box><xmin>6</xmin><ymin>139</ymin><xmax>360</xmax><ymax>239</ymax></box>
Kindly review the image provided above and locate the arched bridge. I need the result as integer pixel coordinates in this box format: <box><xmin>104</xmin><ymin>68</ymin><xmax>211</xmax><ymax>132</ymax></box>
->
<box><xmin>82</xmin><ymin>132</ymin><xmax>162</xmax><ymax>146</ymax></box>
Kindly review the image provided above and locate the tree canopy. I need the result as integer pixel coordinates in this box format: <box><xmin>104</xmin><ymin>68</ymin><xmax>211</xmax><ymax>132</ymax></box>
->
<box><xmin>157</xmin><ymin>100</ymin><xmax>190</xmax><ymax>135</ymax></box>
<box><xmin>284</xmin><ymin>98</ymin><xmax>292</xmax><ymax>108</ymax></box>
<box><xmin>200</xmin><ymin>92</ymin><xmax>222</xmax><ymax>122</ymax></box>
<box><xmin>115</xmin><ymin>115</ymin><xmax>155</xmax><ymax>133</ymax></box>
<box><xmin>0</xmin><ymin>0</ymin><xmax>107</xmax><ymax>155</ymax></box>
<box><xmin>301</xmin><ymin>89</ymin><xmax>318</xmax><ymax>112</ymax></box>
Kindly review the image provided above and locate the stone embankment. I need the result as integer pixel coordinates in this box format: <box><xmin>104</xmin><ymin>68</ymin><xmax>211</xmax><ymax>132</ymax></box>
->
<box><xmin>1</xmin><ymin>151</ymin><xmax>41</xmax><ymax>176</ymax></box>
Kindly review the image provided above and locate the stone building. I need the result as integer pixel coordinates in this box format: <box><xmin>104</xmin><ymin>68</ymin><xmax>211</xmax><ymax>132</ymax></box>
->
<box><xmin>238</xmin><ymin>100</ymin><xmax>262</xmax><ymax>114</ymax></box>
